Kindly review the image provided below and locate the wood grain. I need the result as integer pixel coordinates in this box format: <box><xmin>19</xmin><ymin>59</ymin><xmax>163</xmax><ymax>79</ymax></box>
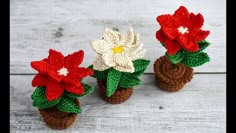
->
<box><xmin>10</xmin><ymin>1</ymin><xmax>226</xmax><ymax>132</ymax></box>
<box><xmin>10</xmin><ymin>0</ymin><xmax>226</xmax><ymax>74</ymax></box>
<box><xmin>10</xmin><ymin>74</ymin><xmax>226</xmax><ymax>133</ymax></box>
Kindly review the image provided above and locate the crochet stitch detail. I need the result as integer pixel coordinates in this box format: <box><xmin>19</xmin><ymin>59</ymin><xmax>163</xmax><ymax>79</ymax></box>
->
<box><xmin>31</xmin><ymin>86</ymin><xmax>82</xmax><ymax>113</ymax></box>
<box><xmin>57</xmin><ymin>97</ymin><xmax>81</xmax><ymax>114</ymax></box>
<box><xmin>119</xmin><ymin>74</ymin><xmax>141</xmax><ymax>88</ymax></box>
<box><xmin>165</xmin><ymin>40</ymin><xmax>210</xmax><ymax>67</ymax></box>
<box><xmin>32</xmin><ymin>86</ymin><xmax>61</xmax><ymax>109</ymax></box>
<box><xmin>154</xmin><ymin>56</ymin><xmax>193</xmax><ymax>92</ymax></box>
<box><xmin>65</xmin><ymin>83</ymin><xmax>94</xmax><ymax>98</ymax></box>
<box><xmin>107</xmin><ymin>68</ymin><xmax>122</xmax><ymax>97</ymax></box>
<box><xmin>31</xmin><ymin>49</ymin><xmax>94</xmax><ymax>101</ymax></box>
<box><xmin>39</xmin><ymin>99</ymin><xmax>80</xmax><ymax>129</ymax></box>
<box><xmin>182</xmin><ymin>52</ymin><xmax>210</xmax><ymax>67</ymax></box>
<box><xmin>91</xmin><ymin>27</ymin><xmax>146</xmax><ymax>73</ymax></box>
<box><xmin>90</xmin><ymin>59</ymin><xmax>150</xmax><ymax>97</ymax></box>
<box><xmin>90</xmin><ymin>27</ymin><xmax>150</xmax><ymax>97</ymax></box>
<box><xmin>98</xmin><ymin>80</ymin><xmax>133</xmax><ymax>104</ymax></box>
<box><xmin>156</xmin><ymin>6</ymin><xmax>210</xmax><ymax>55</ymax></box>
<box><xmin>31</xmin><ymin>49</ymin><xmax>94</xmax><ymax>114</ymax></box>
<box><xmin>88</xmin><ymin>65</ymin><xmax>109</xmax><ymax>79</ymax></box>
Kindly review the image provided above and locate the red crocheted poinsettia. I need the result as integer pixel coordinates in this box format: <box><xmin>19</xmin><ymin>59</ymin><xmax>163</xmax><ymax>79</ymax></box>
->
<box><xmin>31</xmin><ymin>49</ymin><xmax>94</xmax><ymax>101</ymax></box>
<box><xmin>156</xmin><ymin>6</ymin><xmax>210</xmax><ymax>55</ymax></box>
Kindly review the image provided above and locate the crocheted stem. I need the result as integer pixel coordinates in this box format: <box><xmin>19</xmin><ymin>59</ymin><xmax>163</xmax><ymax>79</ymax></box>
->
<box><xmin>154</xmin><ymin>56</ymin><xmax>193</xmax><ymax>92</ymax></box>
<box><xmin>39</xmin><ymin>99</ymin><xmax>80</xmax><ymax>129</ymax></box>
<box><xmin>97</xmin><ymin>79</ymin><xmax>133</xmax><ymax>104</ymax></box>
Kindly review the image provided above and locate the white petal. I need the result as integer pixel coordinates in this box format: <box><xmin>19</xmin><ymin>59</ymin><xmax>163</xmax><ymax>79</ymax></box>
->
<box><xmin>120</xmin><ymin>27</ymin><xmax>134</xmax><ymax>46</ymax></box>
<box><xmin>102</xmin><ymin>52</ymin><xmax>116</xmax><ymax>67</ymax></box>
<box><xmin>91</xmin><ymin>40</ymin><xmax>113</xmax><ymax>54</ymax></box>
<box><xmin>130</xmin><ymin>33</ymin><xmax>140</xmax><ymax>47</ymax></box>
<box><xmin>125</xmin><ymin>43</ymin><xmax>146</xmax><ymax>60</ymax></box>
<box><xmin>93</xmin><ymin>55</ymin><xmax>110</xmax><ymax>71</ymax></box>
<box><xmin>114</xmin><ymin>64</ymin><xmax>134</xmax><ymax>73</ymax></box>
<box><xmin>113</xmin><ymin>54</ymin><xmax>134</xmax><ymax>73</ymax></box>
<box><xmin>131</xmin><ymin>49</ymin><xmax>146</xmax><ymax>60</ymax></box>
<box><xmin>103</xmin><ymin>28</ymin><xmax>119</xmax><ymax>44</ymax></box>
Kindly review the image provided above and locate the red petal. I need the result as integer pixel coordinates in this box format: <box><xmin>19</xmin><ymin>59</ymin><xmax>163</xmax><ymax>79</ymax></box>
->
<box><xmin>32</xmin><ymin>74</ymin><xmax>47</xmax><ymax>87</ymax></box>
<box><xmin>70</xmin><ymin>67</ymin><xmax>94</xmax><ymax>79</ymax></box>
<box><xmin>157</xmin><ymin>15</ymin><xmax>176</xmax><ymax>27</ymax></box>
<box><xmin>42</xmin><ymin>58</ymin><xmax>48</xmax><ymax>62</ymax></box>
<box><xmin>164</xmin><ymin>39</ymin><xmax>182</xmax><ymax>55</ymax></box>
<box><xmin>62</xmin><ymin>75</ymin><xmax>80</xmax><ymax>87</ymax></box>
<box><xmin>162</xmin><ymin>26</ymin><xmax>179</xmax><ymax>40</ymax></box>
<box><xmin>156</xmin><ymin>29</ymin><xmax>166</xmax><ymax>42</ymax></box>
<box><xmin>190</xmin><ymin>30</ymin><xmax>210</xmax><ymax>41</ymax></box>
<box><xmin>46</xmin><ymin>81</ymin><xmax>64</xmax><ymax>101</ymax></box>
<box><xmin>188</xmin><ymin>13</ymin><xmax>204</xmax><ymax>30</ymax></box>
<box><xmin>65</xmin><ymin>50</ymin><xmax>84</xmax><ymax>68</ymax></box>
<box><xmin>62</xmin><ymin>67</ymin><xmax>93</xmax><ymax>86</ymax></box>
<box><xmin>157</xmin><ymin>15</ymin><xmax>179</xmax><ymax>40</ymax></box>
<box><xmin>65</xmin><ymin>82</ymin><xmax>84</xmax><ymax>95</ymax></box>
<box><xmin>177</xmin><ymin>35</ymin><xmax>199</xmax><ymax>52</ymax></box>
<box><xmin>31</xmin><ymin>61</ymin><xmax>48</xmax><ymax>74</ymax></box>
<box><xmin>47</xmin><ymin>67</ymin><xmax>62</xmax><ymax>83</ymax></box>
<box><xmin>48</xmin><ymin>49</ymin><xmax>64</xmax><ymax>69</ymax></box>
<box><xmin>173</xmin><ymin>6</ymin><xmax>190</xmax><ymax>25</ymax></box>
<box><xmin>156</xmin><ymin>29</ymin><xmax>181</xmax><ymax>55</ymax></box>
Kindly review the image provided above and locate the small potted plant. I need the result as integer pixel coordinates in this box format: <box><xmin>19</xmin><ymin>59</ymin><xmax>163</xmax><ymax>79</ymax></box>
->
<box><xmin>154</xmin><ymin>6</ymin><xmax>211</xmax><ymax>92</ymax></box>
<box><xmin>30</xmin><ymin>49</ymin><xmax>94</xmax><ymax>129</ymax></box>
<box><xmin>89</xmin><ymin>27</ymin><xmax>150</xmax><ymax>104</ymax></box>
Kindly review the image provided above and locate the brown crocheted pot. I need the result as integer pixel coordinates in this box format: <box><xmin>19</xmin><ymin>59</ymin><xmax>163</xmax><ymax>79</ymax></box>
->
<box><xmin>97</xmin><ymin>79</ymin><xmax>133</xmax><ymax>104</ymax></box>
<box><xmin>154</xmin><ymin>56</ymin><xmax>194</xmax><ymax>92</ymax></box>
<box><xmin>38</xmin><ymin>99</ymin><xmax>80</xmax><ymax>130</ymax></box>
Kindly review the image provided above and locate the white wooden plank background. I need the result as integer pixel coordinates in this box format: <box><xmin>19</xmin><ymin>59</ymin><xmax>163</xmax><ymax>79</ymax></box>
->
<box><xmin>10</xmin><ymin>0</ymin><xmax>226</xmax><ymax>133</ymax></box>
<box><xmin>10</xmin><ymin>0</ymin><xmax>226</xmax><ymax>74</ymax></box>
<box><xmin>10</xmin><ymin>74</ymin><xmax>226</xmax><ymax>133</ymax></box>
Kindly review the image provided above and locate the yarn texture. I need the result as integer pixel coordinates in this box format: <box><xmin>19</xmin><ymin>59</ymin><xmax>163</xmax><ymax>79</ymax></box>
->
<box><xmin>31</xmin><ymin>49</ymin><xmax>94</xmax><ymax>101</ymax></box>
<box><xmin>156</xmin><ymin>6</ymin><xmax>210</xmax><ymax>55</ymax></box>
<box><xmin>39</xmin><ymin>99</ymin><xmax>80</xmax><ymax>129</ymax></box>
<box><xmin>155</xmin><ymin>6</ymin><xmax>211</xmax><ymax>68</ymax></box>
<box><xmin>90</xmin><ymin>27</ymin><xmax>150</xmax><ymax>98</ymax></box>
<box><xmin>154</xmin><ymin>56</ymin><xmax>193</xmax><ymax>91</ymax></box>
<box><xmin>89</xmin><ymin>58</ymin><xmax>149</xmax><ymax>97</ymax></box>
<box><xmin>91</xmin><ymin>27</ymin><xmax>146</xmax><ymax>73</ymax></box>
<box><xmin>97</xmin><ymin>80</ymin><xmax>133</xmax><ymax>104</ymax></box>
<box><xmin>154</xmin><ymin>6</ymin><xmax>211</xmax><ymax>92</ymax></box>
<box><xmin>31</xmin><ymin>49</ymin><xmax>94</xmax><ymax>114</ymax></box>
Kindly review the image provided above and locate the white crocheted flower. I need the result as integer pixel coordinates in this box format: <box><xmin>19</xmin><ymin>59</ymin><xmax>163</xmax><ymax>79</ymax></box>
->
<box><xmin>91</xmin><ymin>27</ymin><xmax>146</xmax><ymax>73</ymax></box>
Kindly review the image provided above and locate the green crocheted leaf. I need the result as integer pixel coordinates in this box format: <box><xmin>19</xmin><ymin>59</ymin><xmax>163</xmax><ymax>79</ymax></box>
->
<box><xmin>88</xmin><ymin>65</ymin><xmax>109</xmax><ymax>79</ymax></box>
<box><xmin>133</xmin><ymin>59</ymin><xmax>150</xmax><ymax>72</ymax></box>
<box><xmin>165</xmin><ymin>50</ymin><xmax>185</xmax><ymax>64</ymax></box>
<box><xmin>122</xmin><ymin>59</ymin><xmax>149</xmax><ymax>78</ymax></box>
<box><xmin>119</xmin><ymin>74</ymin><xmax>141</xmax><ymax>88</ymax></box>
<box><xmin>129</xmin><ymin>68</ymin><xmax>146</xmax><ymax>77</ymax></box>
<box><xmin>57</xmin><ymin>97</ymin><xmax>81</xmax><ymax>114</ymax></box>
<box><xmin>107</xmin><ymin>68</ymin><xmax>121</xmax><ymax>97</ymax></box>
<box><xmin>31</xmin><ymin>86</ymin><xmax>61</xmax><ymax>109</ymax></box>
<box><xmin>198</xmin><ymin>40</ymin><xmax>210</xmax><ymax>52</ymax></box>
<box><xmin>182</xmin><ymin>52</ymin><xmax>210</xmax><ymax>67</ymax></box>
<box><xmin>66</xmin><ymin>83</ymin><xmax>94</xmax><ymax>98</ymax></box>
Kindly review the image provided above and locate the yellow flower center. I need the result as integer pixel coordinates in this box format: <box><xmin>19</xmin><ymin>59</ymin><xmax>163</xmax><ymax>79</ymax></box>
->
<box><xmin>112</xmin><ymin>45</ymin><xmax>124</xmax><ymax>54</ymax></box>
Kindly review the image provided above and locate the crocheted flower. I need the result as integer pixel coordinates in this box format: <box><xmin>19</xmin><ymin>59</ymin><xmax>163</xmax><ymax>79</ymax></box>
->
<box><xmin>31</xmin><ymin>49</ymin><xmax>93</xmax><ymax>101</ymax></box>
<box><xmin>156</xmin><ymin>6</ymin><xmax>210</xmax><ymax>55</ymax></box>
<box><xmin>91</xmin><ymin>27</ymin><xmax>146</xmax><ymax>73</ymax></box>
